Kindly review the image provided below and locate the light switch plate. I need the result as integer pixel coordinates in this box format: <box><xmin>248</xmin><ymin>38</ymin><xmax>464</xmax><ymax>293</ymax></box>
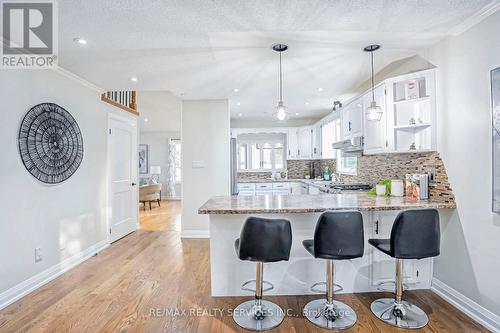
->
<box><xmin>35</xmin><ymin>247</ymin><xmax>42</xmax><ymax>262</ymax></box>
<box><xmin>192</xmin><ymin>160</ymin><xmax>206</xmax><ymax>168</ymax></box>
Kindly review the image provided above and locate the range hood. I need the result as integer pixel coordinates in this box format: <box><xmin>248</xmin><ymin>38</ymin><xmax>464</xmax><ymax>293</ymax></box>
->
<box><xmin>332</xmin><ymin>136</ymin><xmax>364</xmax><ymax>152</ymax></box>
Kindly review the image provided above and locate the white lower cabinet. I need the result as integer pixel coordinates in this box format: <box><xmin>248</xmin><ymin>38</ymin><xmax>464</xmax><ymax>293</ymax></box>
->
<box><xmin>290</xmin><ymin>182</ymin><xmax>302</xmax><ymax>195</ymax></box>
<box><xmin>370</xmin><ymin>211</ymin><xmax>432</xmax><ymax>288</ymax></box>
<box><xmin>238</xmin><ymin>182</ymin><xmax>291</xmax><ymax>196</ymax></box>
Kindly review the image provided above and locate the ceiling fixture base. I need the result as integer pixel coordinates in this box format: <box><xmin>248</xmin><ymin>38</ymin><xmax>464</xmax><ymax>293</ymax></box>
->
<box><xmin>364</xmin><ymin>44</ymin><xmax>380</xmax><ymax>52</ymax></box>
<box><xmin>272</xmin><ymin>44</ymin><xmax>288</xmax><ymax>52</ymax></box>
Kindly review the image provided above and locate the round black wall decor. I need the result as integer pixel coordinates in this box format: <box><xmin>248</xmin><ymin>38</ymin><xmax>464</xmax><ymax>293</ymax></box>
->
<box><xmin>18</xmin><ymin>103</ymin><xmax>84</xmax><ymax>184</ymax></box>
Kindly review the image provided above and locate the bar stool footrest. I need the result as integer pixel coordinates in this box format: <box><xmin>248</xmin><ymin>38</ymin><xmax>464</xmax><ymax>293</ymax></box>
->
<box><xmin>310</xmin><ymin>281</ymin><xmax>343</xmax><ymax>294</ymax></box>
<box><xmin>375</xmin><ymin>280</ymin><xmax>414</xmax><ymax>292</ymax></box>
<box><xmin>241</xmin><ymin>279</ymin><xmax>274</xmax><ymax>293</ymax></box>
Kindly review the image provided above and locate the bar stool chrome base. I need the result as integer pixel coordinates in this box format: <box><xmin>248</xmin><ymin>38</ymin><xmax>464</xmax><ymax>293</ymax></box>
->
<box><xmin>303</xmin><ymin>299</ymin><xmax>357</xmax><ymax>330</ymax></box>
<box><xmin>233</xmin><ymin>299</ymin><xmax>284</xmax><ymax>331</ymax></box>
<box><xmin>370</xmin><ymin>298</ymin><xmax>428</xmax><ymax>329</ymax></box>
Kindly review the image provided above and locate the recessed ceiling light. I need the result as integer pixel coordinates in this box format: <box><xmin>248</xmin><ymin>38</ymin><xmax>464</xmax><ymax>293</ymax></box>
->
<box><xmin>233</xmin><ymin>88</ymin><xmax>239</xmax><ymax>93</ymax></box>
<box><xmin>305</xmin><ymin>102</ymin><xmax>310</xmax><ymax>105</ymax></box>
<box><xmin>295</xmin><ymin>112</ymin><xmax>300</xmax><ymax>116</ymax></box>
<box><xmin>317</xmin><ymin>87</ymin><xmax>324</xmax><ymax>92</ymax></box>
<box><xmin>144</xmin><ymin>118</ymin><xmax>149</xmax><ymax>122</ymax></box>
<box><xmin>238</xmin><ymin>113</ymin><xmax>243</xmax><ymax>117</ymax></box>
<box><xmin>236</xmin><ymin>102</ymin><xmax>241</xmax><ymax>106</ymax></box>
<box><xmin>130</xmin><ymin>77</ymin><xmax>138</xmax><ymax>83</ymax></box>
<box><xmin>73</xmin><ymin>37</ymin><xmax>87</xmax><ymax>45</ymax></box>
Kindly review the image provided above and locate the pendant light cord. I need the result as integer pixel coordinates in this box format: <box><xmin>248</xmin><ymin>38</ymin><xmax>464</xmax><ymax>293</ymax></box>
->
<box><xmin>279</xmin><ymin>51</ymin><xmax>283</xmax><ymax>102</ymax></box>
<box><xmin>371</xmin><ymin>50</ymin><xmax>375</xmax><ymax>102</ymax></box>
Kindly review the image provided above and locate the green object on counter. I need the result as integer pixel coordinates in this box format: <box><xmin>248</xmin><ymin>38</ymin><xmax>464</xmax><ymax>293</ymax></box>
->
<box><xmin>367</xmin><ymin>179</ymin><xmax>392</xmax><ymax>196</ymax></box>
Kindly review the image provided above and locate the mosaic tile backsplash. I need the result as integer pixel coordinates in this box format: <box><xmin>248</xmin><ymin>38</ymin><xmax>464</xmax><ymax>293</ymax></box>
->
<box><xmin>286</xmin><ymin>152</ymin><xmax>454</xmax><ymax>203</ymax></box>
<box><xmin>238</xmin><ymin>152</ymin><xmax>454</xmax><ymax>203</ymax></box>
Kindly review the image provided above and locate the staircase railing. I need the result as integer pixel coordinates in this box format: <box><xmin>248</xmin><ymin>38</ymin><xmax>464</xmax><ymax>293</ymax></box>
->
<box><xmin>101</xmin><ymin>91</ymin><xmax>138</xmax><ymax>115</ymax></box>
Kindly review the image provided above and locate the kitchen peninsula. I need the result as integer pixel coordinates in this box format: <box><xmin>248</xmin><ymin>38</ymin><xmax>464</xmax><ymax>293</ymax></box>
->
<box><xmin>198</xmin><ymin>193</ymin><xmax>456</xmax><ymax>297</ymax></box>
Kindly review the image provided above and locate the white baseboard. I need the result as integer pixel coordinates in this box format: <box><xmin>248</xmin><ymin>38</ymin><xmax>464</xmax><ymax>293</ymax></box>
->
<box><xmin>0</xmin><ymin>239</ymin><xmax>109</xmax><ymax>310</ymax></box>
<box><xmin>432</xmin><ymin>278</ymin><xmax>500</xmax><ymax>332</ymax></box>
<box><xmin>181</xmin><ymin>230</ymin><xmax>210</xmax><ymax>238</ymax></box>
<box><xmin>165</xmin><ymin>197</ymin><xmax>182</xmax><ymax>201</ymax></box>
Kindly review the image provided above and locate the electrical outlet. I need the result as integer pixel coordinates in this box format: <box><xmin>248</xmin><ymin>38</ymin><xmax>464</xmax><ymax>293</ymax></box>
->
<box><xmin>35</xmin><ymin>247</ymin><xmax>42</xmax><ymax>262</ymax></box>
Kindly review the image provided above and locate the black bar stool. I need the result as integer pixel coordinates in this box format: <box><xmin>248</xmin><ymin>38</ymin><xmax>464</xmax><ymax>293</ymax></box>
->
<box><xmin>233</xmin><ymin>216</ymin><xmax>292</xmax><ymax>331</ymax></box>
<box><xmin>302</xmin><ymin>211</ymin><xmax>364</xmax><ymax>330</ymax></box>
<box><xmin>368</xmin><ymin>209</ymin><xmax>440</xmax><ymax>329</ymax></box>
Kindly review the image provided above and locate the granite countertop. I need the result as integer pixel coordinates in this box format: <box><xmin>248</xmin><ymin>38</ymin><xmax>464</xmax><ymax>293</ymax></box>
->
<box><xmin>198</xmin><ymin>193</ymin><xmax>456</xmax><ymax>215</ymax></box>
<box><xmin>238</xmin><ymin>178</ymin><xmax>329</xmax><ymax>184</ymax></box>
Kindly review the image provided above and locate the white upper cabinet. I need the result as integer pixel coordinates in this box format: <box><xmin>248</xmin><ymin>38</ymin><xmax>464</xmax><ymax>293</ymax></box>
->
<box><xmin>233</xmin><ymin>69</ymin><xmax>437</xmax><ymax>158</ymax></box>
<box><xmin>385</xmin><ymin>69</ymin><xmax>437</xmax><ymax>153</ymax></box>
<box><xmin>298</xmin><ymin>126</ymin><xmax>313</xmax><ymax>159</ymax></box>
<box><xmin>287</xmin><ymin>128</ymin><xmax>299</xmax><ymax>159</ymax></box>
<box><xmin>363</xmin><ymin>84</ymin><xmax>387</xmax><ymax>154</ymax></box>
<box><xmin>312</xmin><ymin>124</ymin><xmax>322</xmax><ymax>159</ymax></box>
<box><xmin>341</xmin><ymin>96</ymin><xmax>363</xmax><ymax>140</ymax></box>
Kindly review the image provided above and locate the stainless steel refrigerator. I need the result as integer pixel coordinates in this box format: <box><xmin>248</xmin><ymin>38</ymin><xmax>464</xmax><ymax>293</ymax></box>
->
<box><xmin>230</xmin><ymin>138</ymin><xmax>238</xmax><ymax>195</ymax></box>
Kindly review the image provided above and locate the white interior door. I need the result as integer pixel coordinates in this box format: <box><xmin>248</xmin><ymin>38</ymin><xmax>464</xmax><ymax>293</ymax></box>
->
<box><xmin>108</xmin><ymin>114</ymin><xmax>138</xmax><ymax>243</ymax></box>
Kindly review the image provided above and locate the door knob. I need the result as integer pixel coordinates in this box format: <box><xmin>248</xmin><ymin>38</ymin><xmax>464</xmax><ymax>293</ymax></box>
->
<box><xmin>132</xmin><ymin>182</ymin><xmax>137</xmax><ymax>186</ymax></box>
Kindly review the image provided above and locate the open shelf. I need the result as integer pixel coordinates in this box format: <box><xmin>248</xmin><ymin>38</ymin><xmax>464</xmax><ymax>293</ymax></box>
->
<box><xmin>393</xmin><ymin>96</ymin><xmax>430</xmax><ymax>105</ymax></box>
<box><xmin>394</xmin><ymin>123</ymin><xmax>431</xmax><ymax>130</ymax></box>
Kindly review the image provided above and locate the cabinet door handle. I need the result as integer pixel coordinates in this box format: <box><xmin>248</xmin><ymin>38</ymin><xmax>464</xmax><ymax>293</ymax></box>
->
<box><xmin>375</xmin><ymin>220</ymin><xmax>379</xmax><ymax>234</ymax></box>
<box><xmin>349</xmin><ymin>121</ymin><xmax>352</xmax><ymax>132</ymax></box>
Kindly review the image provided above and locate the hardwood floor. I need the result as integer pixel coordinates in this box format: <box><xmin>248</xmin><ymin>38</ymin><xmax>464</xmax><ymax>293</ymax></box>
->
<box><xmin>0</xmin><ymin>201</ymin><xmax>488</xmax><ymax>332</ymax></box>
<box><xmin>139</xmin><ymin>200</ymin><xmax>181</xmax><ymax>232</ymax></box>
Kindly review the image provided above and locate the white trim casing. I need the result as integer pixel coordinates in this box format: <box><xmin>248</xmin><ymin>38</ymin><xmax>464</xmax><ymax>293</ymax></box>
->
<box><xmin>447</xmin><ymin>0</ymin><xmax>500</xmax><ymax>36</ymax></box>
<box><xmin>54</xmin><ymin>67</ymin><xmax>104</xmax><ymax>93</ymax></box>
<box><xmin>432</xmin><ymin>278</ymin><xmax>500</xmax><ymax>333</ymax></box>
<box><xmin>180</xmin><ymin>230</ymin><xmax>210</xmax><ymax>239</ymax></box>
<box><xmin>0</xmin><ymin>239</ymin><xmax>109</xmax><ymax>311</ymax></box>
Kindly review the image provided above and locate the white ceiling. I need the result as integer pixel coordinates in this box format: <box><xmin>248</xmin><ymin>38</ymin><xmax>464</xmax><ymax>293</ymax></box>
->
<box><xmin>58</xmin><ymin>0</ymin><xmax>494</xmax><ymax>122</ymax></box>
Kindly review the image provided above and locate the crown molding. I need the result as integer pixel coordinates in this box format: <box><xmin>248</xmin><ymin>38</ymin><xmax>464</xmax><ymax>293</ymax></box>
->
<box><xmin>447</xmin><ymin>0</ymin><xmax>500</xmax><ymax>36</ymax></box>
<box><xmin>54</xmin><ymin>66</ymin><xmax>104</xmax><ymax>93</ymax></box>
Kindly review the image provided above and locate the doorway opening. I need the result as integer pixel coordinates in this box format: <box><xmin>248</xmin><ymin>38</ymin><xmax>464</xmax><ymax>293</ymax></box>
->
<box><xmin>136</xmin><ymin>91</ymin><xmax>182</xmax><ymax>232</ymax></box>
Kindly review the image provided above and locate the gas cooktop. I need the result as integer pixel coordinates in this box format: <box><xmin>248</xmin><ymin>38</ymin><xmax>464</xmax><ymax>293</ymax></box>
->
<box><xmin>329</xmin><ymin>184</ymin><xmax>372</xmax><ymax>191</ymax></box>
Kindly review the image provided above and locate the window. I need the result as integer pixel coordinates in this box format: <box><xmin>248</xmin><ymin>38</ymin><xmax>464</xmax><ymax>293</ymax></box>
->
<box><xmin>172</xmin><ymin>139</ymin><xmax>182</xmax><ymax>182</ymax></box>
<box><xmin>274</xmin><ymin>143</ymin><xmax>284</xmax><ymax>169</ymax></box>
<box><xmin>237</xmin><ymin>134</ymin><xmax>286</xmax><ymax>171</ymax></box>
<box><xmin>251</xmin><ymin>144</ymin><xmax>261</xmax><ymax>169</ymax></box>
<box><xmin>238</xmin><ymin>144</ymin><xmax>247</xmax><ymax>169</ymax></box>
<box><xmin>262</xmin><ymin>143</ymin><xmax>272</xmax><ymax>169</ymax></box>
<box><xmin>337</xmin><ymin>151</ymin><xmax>358</xmax><ymax>175</ymax></box>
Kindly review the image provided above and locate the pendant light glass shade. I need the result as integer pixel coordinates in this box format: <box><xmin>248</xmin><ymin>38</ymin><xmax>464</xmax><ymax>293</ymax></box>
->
<box><xmin>364</xmin><ymin>44</ymin><xmax>382</xmax><ymax>122</ymax></box>
<box><xmin>366</xmin><ymin>101</ymin><xmax>383</xmax><ymax>121</ymax></box>
<box><xmin>275</xmin><ymin>101</ymin><xmax>287</xmax><ymax>120</ymax></box>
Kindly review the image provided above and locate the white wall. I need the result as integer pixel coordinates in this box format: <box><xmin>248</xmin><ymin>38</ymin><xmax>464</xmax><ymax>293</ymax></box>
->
<box><xmin>181</xmin><ymin>100</ymin><xmax>230</xmax><ymax>237</ymax></box>
<box><xmin>0</xmin><ymin>69</ymin><xmax>116</xmax><ymax>304</ymax></box>
<box><xmin>137</xmin><ymin>91</ymin><xmax>182</xmax><ymax>132</ymax></box>
<box><xmin>428</xmin><ymin>10</ymin><xmax>500</xmax><ymax>318</ymax></box>
<box><xmin>139</xmin><ymin>131</ymin><xmax>182</xmax><ymax>198</ymax></box>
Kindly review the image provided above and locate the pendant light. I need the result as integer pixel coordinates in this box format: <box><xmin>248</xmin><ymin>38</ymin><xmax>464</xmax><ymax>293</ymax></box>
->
<box><xmin>364</xmin><ymin>44</ymin><xmax>383</xmax><ymax>121</ymax></box>
<box><xmin>272</xmin><ymin>44</ymin><xmax>288</xmax><ymax>121</ymax></box>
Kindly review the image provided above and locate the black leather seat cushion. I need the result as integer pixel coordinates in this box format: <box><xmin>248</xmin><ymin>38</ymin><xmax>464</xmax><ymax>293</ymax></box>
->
<box><xmin>303</xmin><ymin>211</ymin><xmax>364</xmax><ymax>260</ymax></box>
<box><xmin>368</xmin><ymin>239</ymin><xmax>391</xmax><ymax>256</ymax></box>
<box><xmin>302</xmin><ymin>239</ymin><xmax>314</xmax><ymax>256</ymax></box>
<box><xmin>235</xmin><ymin>217</ymin><xmax>292</xmax><ymax>263</ymax></box>
<box><xmin>368</xmin><ymin>209</ymin><xmax>440</xmax><ymax>259</ymax></box>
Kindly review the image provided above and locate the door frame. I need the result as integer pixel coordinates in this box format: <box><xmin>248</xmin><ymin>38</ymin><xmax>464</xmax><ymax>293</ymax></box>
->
<box><xmin>107</xmin><ymin>112</ymin><xmax>139</xmax><ymax>244</ymax></box>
